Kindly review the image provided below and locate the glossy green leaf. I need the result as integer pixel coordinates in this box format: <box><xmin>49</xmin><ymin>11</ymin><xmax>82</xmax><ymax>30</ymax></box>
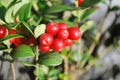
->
<box><xmin>46</xmin><ymin>5</ymin><xmax>73</xmax><ymax>14</ymax></box>
<box><xmin>80</xmin><ymin>20</ymin><xmax>94</xmax><ymax>34</ymax></box>
<box><xmin>22</xmin><ymin>21</ymin><xmax>34</xmax><ymax>36</ymax></box>
<box><xmin>0</xmin><ymin>4</ymin><xmax>6</xmax><ymax>21</ymax></box>
<box><xmin>34</xmin><ymin>24</ymin><xmax>46</xmax><ymax>38</ymax></box>
<box><xmin>12</xmin><ymin>45</ymin><xmax>35</xmax><ymax>59</ymax></box>
<box><xmin>0</xmin><ymin>44</ymin><xmax>7</xmax><ymax>50</ymax></box>
<box><xmin>39</xmin><ymin>52</ymin><xmax>62</xmax><ymax>66</ymax></box>
<box><xmin>18</xmin><ymin>61</ymin><xmax>35</xmax><ymax>66</ymax></box>
<box><xmin>13</xmin><ymin>0</ymin><xmax>30</xmax><ymax>16</ymax></box>
<box><xmin>0</xmin><ymin>34</ymin><xmax>23</xmax><ymax>42</ymax></box>
<box><xmin>18</xmin><ymin>3</ymin><xmax>32</xmax><ymax>21</ymax></box>
<box><xmin>111</xmin><ymin>6</ymin><xmax>120</xmax><ymax>11</ymax></box>
<box><xmin>5</xmin><ymin>6</ymin><xmax>14</xmax><ymax>23</ymax></box>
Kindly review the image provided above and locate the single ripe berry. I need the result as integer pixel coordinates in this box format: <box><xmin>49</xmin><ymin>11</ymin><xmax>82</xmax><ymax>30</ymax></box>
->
<box><xmin>46</xmin><ymin>22</ymin><xmax>59</xmax><ymax>35</ymax></box>
<box><xmin>78</xmin><ymin>0</ymin><xmax>83</xmax><ymax>6</ymax></box>
<box><xmin>58</xmin><ymin>22</ymin><xmax>68</xmax><ymax>30</ymax></box>
<box><xmin>39</xmin><ymin>45</ymin><xmax>50</xmax><ymax>53</ymax></box>
<box><xmin>0</xmin><ymin>26</ymin><xmax>7</xmax><ymax>38</ymax></box>
<box><xmin>39</xmin><ymin>33</ymin><xmax>53</xmax><ymax>46</ymax></box>
<box><xmin>52</xmin><ymin>38</ymin><xmax>65</xmax><ymax>52</ymax></box>
<box><xmin>9</xmin><ymin>29</ymin><xmax>17</xmax><ymax>34</ymax></box>
<box><xmin>64</xmin><ymin>39</ymin><xmax>73</xmax><ymax>46</ymax></box>
<box><xmin>10</xmin><ymin>38</ymin><xmax>22</xmax><ymax>46</ymax></box>
<box><xmin>57</xmin><ymin>29</ymin><xmax>69</xmax><ymax>40</ymax></box>
<box><xmin>68</xmin><ymin>27</ymin><xmax>81</xmax><ymax>40</ymax></box>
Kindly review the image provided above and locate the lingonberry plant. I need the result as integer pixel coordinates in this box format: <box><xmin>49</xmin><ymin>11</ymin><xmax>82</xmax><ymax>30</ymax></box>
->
<box><xmin>0</xmin><ymin>0</ymin><xmax>103</xmax><ymax>80</ymax></box>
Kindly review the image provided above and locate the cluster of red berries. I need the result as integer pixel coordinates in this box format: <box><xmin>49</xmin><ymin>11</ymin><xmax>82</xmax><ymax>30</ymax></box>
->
<box><xmin>38</xmin><ymin>22</ymin><xmax>81</xmax><ymax>52</ymax></box>
<box><xmin>0</xmin><ymin>22</ymin><xmax>81</xmax><ymax>53</ymax></box>
<box><xmin>0</xmin><ymin>26</ymin><xmax>36</xmax><ymax>46</ymax></box>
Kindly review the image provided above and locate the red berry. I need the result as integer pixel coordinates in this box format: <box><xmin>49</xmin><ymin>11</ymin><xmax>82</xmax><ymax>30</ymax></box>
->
<box><xmin>9</xmin><ymin>29</ymin><xmax>17</xmax><ymax>34</ymax></box>
<box><xmin>64</xmin><ymin>39</ymin><xmax>73</xmax><ymax>46</ymax></box>
<box><xmin>68</xmin><ymin>27</ymin><xmax>81</xmax><ymax>40</ymax></box>
<box><xmin>0</xmin><ymin>26</ymin><xmax>7</xmax><ymax>38</ymax></box>
<box><xmin>29</xmin><ymin>36</ymin><xmax>36</xmax><ymax>45</ymax></box>
<box><xmin>58</xmin><ymin>22</ymin><xmax>68</xmax><ymax>30</ymax></box>
<box><xmin>22</xmin><ymin>38</ymin><xmax>30</xmax><ymax>45</ymax></box>
<box><xmin>78</xmin><ymin>0</ymin><xmax>83</xmax><ymax>6</ymax></box>
<box><xmin>46</xmin><ymin>22</ymin><xmax>59</xmax><ymax>35</ymax></box>
<box><xmin>39</xmin><ymin>33</ymin><xmax>53</xmax><ymax>46</ymax></box>
<box><xmin>57</xmin><ymin>29</ymin><xmax>69</xmax><ymax>40</ymax></box>
<box><xmin>10</xmin><ymin>38</ymin><xmax>22</xmax><ymax>46</ymax></box>
<box><xmin>39</xmin><ymin>45</ymin><xmax>50</xmax><ymax>53</ymax></box>
<box><xmin>14</xmin><ymin>18</ymin><xmax>17</xmax><ymax>23</ymax></box>
<box><xmin>52</xmin><ymin>38</ymin><xmax>65</xmax><ymax>52</ymax></box>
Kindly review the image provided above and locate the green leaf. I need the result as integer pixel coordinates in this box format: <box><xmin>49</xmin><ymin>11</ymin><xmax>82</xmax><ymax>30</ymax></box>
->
<box><xmin>12</xmin><ymin>45</ymin><xmax>35</xmax><ymax>59</ymax></box>
<box><xmin>81</xmin><ymin>0</ymin><xmax>101</xmax><ymax>7</ymax></box>
<box><xmin>6</xmin><ymin>22</ymin><xmax>21</xmax><ymax>29</ymax></box>
<box><xmin>18</xmin><ymin>61</ymin><xmax>35</xmax><ymax>66</ymax></box>
<box><xmin>45</xmin><ymin>5</ymin><xmax>73</xmax><ymax>14</ymax></box>
<box><xmin>0</xmin><ymin>44</ymin><xmax>7</xmax><ymax>50</ymax></box>
<box><xmin>0</xmin><ymin>5</ymin><xmax>6</xmax><ymax>21</ymax></box>
<box><xmin>5</xmin><ymin>6</ymin><xmax>14</xmax><ymax>23</ymax></box>
<box><xmin>111</xmin><ymin>6</ymin><xmax>120</xmax><ymax>11</ymax></box>
<box><xmin>34</xmin><ymin>24</ymin><xmax>46</xmax><ymax>38</ymax></box>
<box><xmin>54</xmin><ymin>19</ymin><xmax>74</xmax><ymax>26</ymax></box>
<box><xmin>22</xmin><ymin>21</ymin><xmax>34</xmax><ymax>36</ymax></box>
<box><xmin>13</xmin><ymin>0</ymin><xmax>30</xmax><ymax>16</ymax></box>
<box><xmin>80</xmin><ymin>20</ymin><xmax>94</xmax><ymax>34</ymax></box>
<box><xmin>0</xmin><ymin>34</ymin><xmax>23</xmax><ymax>42</ymax></box>
<box><xmin>18</xmin><ymin>3</ymin><xmax>32</xmax><ymax>21</ymax></box>
<box><xmin>81</xmin><ymin>8</ymin><xmax>96</xmax><ymax>20</ymax></box>
<box><xmin>44</xmin><ymin>15</ymin><xmax>57</xmax><ymax>19</ymax></box>
<box><xmin>39</xmin><ymin>52</ymin><xmax>62</xmax><ymax>66</ymax></box>
<box><xmin>101</xmin><ymin>0</ymin><xmax>107</xmax><ymax>5</ymax></box>
<box><xmin>0</xmin><ymin>0</ymin><xmax>13</xmax><ymax>8</ymax></box>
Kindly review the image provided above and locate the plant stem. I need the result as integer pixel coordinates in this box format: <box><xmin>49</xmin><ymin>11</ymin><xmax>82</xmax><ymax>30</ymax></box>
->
<box><xmin>80</xmin><ymin>3</ymin><xmax>111</xmax><ymax>68</ymax></box>
<box><xmin>35</xmin><ymin>46</ymin><xmax>39</xmax><ymax>80</ymax></box>
<box><xmin>11</xmin><ymin>62</ymin><xmax>16</xmax><ymax>80</ymax></box>
<box><xmin>62</xmin><ymin>55</ymin><xmax>69</xmax><ymax>80</ymax></box>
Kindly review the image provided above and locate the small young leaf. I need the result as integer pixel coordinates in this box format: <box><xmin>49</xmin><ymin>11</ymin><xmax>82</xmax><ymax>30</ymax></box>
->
<box><xmin>12</xmin><ymin>45</ymin><xmax>35</xmax><ymax>59</ymax></box>
<box><xmin>39</xmin><ymin>52</ymin><xmax>62</xmax><ymax>66</ymax></box>
<box><xmin>45</xmin><ymin>5</ymin><xmax>73</xmax><ymax>14</ymax></box>
<box><xmin>34</xmin><ymin>24</ymin><xmax>46</xmax><ymax>38</ymax></box>
<box><xmin>0</xmin><ymin>34</ymin><xmax>23</xmax><ymax>42</ymax></box>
